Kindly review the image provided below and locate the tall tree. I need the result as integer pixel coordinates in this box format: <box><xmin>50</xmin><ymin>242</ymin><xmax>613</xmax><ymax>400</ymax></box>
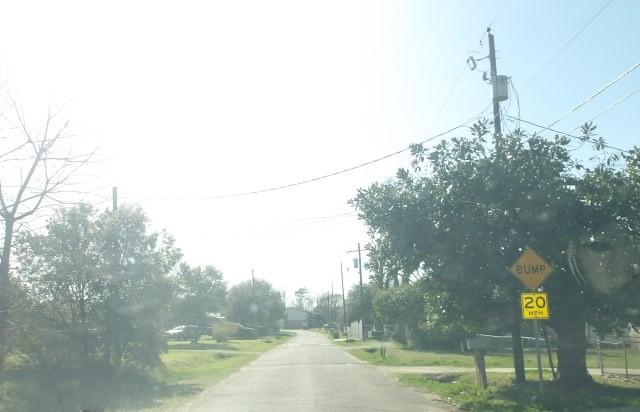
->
<box><xmin>15</xmin><ymin>204</ymin><xmax>102</xmax><ymax>366</ymax></box>
<box><xmin>293</xmin><ymin>287</ymin><xmax>313</xmax><ymax>310</ymax></box>
<box><xmin>345</xmin><ymin>284</ymin><xmax>374</xmax><ymax>325</ymax></box>
<box><xmin>94</xmin><ymin>205</ymin><xmax>182</xmax><ymax>367</ymax></box>
<box><xmin>352</xmin><ymin>121</ymin><xmax>640</xmax><ymax>385</ymax></box>
<box><xmin>0</xmin><ymin>102</ymin><xmax>91</xmax><ymax>376</ymax></box>
<box><xmin>13</xmin><ymin>204</ymin><xmax>182</xmax><ymax>369</ymax></box>
<box><xmin>314</xmin><ymin>293</ymin><xmax>342</xmax><ymax>325</ymax></box>
<box><xmin>171</xmin><ymin>263</ymin><xmax>227</xmax><ymax>329</ymax></box>
<box><xmin>226</xmin><ymin>279</ymin><xmax>284</xmax><ymax>330</ymax></box>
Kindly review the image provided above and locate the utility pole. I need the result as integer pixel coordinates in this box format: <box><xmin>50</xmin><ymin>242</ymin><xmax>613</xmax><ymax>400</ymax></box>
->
<box><xmin>330</xmin><ymin>283</ymin><xmax>334</xmax><ymax>325</ymax></box>
<box><xmin>357</xmin><ymin>243</ymin><xmax>363</xmax><ymax>304</ymax></box>
<box><xmin>251</xmin><ymin>268</ymin><xmax>257</xmax><ymax>326</ymax></box>
<box><xmin>341</xmin><ymin>263</ymin><xmax>347</xmax><ymax>333</ymax></box>
<box><xmin>112</xmin><ymin>186</ymin><xmax>118</xmax><ymax>211</ymax></box>
<box><xmin>487</xmin><ymin>28</ymin><xmax>525</xmax><ymax>383</ymax></box>
<box><xmin>487</xmin><ymin>28</ymin><xmax>502</xmax><ymax>145</ymax></box>
<box><xmin>357</xmin><ymin>242</ymin><xmax>366</xmax><ymax>340</ymax></box>
<box><xmin>346</xmin><ymin>243</ymin><xmax>366</xmax><ymax>339</ymax></box>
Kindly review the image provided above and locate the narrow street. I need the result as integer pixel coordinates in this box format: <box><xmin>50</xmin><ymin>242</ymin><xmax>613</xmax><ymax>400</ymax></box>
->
<box><xmin>185</xmin><ymin>330</ymin><xmax>457</xmax><ymax>412</ymax></box>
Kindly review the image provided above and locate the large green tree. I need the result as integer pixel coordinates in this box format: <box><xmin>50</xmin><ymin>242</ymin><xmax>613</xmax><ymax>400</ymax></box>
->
<box><xmin>345</xmin><ymin>284</ymin><xmax>374</xmax><ymax>325</ymax></box>
<box><xmin>225</xmin><ymin>279</ymin><xmax>285</xmax><ymax>331</ymax></box>
<box><xmin>314</xmin><ymin>292</ymin><xmax>342</xmax><ymax>326</ymax></box>
<box><xmin>170</xmin><ymin>263</ymin><xmax>227</xmax><ymax>330</ymax></box>
<box><xmin>14</xmin><ymin>205</ymin><xmax>102</xmax><ymax>366</ymax></box>
<box><xmin>95</xmin><ymin>205</ymin><xmax>182</xmax><ymax>367</ymax></box>
<box><xmin>352</xmin><ymin>121</ymin><xmax>640</xmax><ymax>385</ymax></box>
<box><xmin>15</xmin><ymin>204</ymin><xmax>182</xmax><ymax>369</ymax></box>
<box><xmin>293</xmin><ymin>287</ymin><xmax>313</xmax><ymax>310</ymax></box>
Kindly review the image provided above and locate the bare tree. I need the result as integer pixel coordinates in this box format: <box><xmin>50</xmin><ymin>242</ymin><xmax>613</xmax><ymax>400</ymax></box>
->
<box><xmin>0</xmin><ymin>99</ymin><xmax>91</xmax><ymax>377</ymax></box>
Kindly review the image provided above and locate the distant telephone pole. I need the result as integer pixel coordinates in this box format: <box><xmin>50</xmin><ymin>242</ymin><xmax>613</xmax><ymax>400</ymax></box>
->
<box><xmin>251</xmin><ymin>268</ymin><xmax>257</xmax><ymax>326</ymax></box>
<box><xmin>330</xmin><ymin>283</ymin><xmax>334</xmax><ymax>324</ymax></box>
<box><xmin>357</xmin><ymin>243</ymin><xmax>364</xmax><ymax>308</ymax></box>
<box><xmin>112</xmin><ymin>186</ymin><xmax>118</xmax><ymax>211</ymax></box>
<box><xmin>340</xmin><ymin>263</ymin><xmax>347</xmax><ymax>331</ymax></box>
<box><xmin>487</xmin><ymin>28</ymin><xmax>502</xmax><ymax>145</ymax></box>
<box><xmin>346</xmin><ymin>243</ymin><xmax>366</xmax><ymax>338</ymax></box>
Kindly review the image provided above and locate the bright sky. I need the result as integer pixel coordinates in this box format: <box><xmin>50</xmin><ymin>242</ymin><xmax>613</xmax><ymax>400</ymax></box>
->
<box><xmin>0</xmin><ymin>0</ymin><xmax>638</xmax><ymax>301</ymax></box>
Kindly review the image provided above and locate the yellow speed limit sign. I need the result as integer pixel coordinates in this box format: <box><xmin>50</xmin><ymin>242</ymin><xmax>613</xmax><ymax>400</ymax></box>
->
<box><xmin>521</xmin><ymin>292</ymin><xmax>549</xmax><ymax>319</ymax></box>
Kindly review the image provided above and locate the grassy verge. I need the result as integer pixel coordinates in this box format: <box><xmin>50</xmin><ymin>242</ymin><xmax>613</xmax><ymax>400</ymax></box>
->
<box><xmin>0</xmin><ymin>332</ymin><xmax>294</xmax><ymax>412</ymax></box>
<box><xmin>339</xmin><ymin>339</ymin><xmax>638</xmax><ymax>370</ymax></box>
<box><xmin>399</xmin><ymin>372</ymin><xmax>640</xmax><ymax>411</ymax></box>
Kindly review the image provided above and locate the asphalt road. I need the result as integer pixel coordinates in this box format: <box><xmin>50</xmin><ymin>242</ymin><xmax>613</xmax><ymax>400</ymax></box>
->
<box><xmin>185</xmin><ymin>330</ymin><xmax>456</xmax><ymax>412</ymax></box>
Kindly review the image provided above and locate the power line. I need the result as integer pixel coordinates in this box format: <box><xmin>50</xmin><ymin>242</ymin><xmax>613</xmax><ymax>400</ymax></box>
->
<box><xmin>487</xmin><ymin>0</ymin><xmax>512</xmax><ymax>30</ymax></box>
<box><xmin>120</xmin><ymin>6</ymin><xmax>508</xmax><ymax>204</ymax></box>
<box><xmin>528</xmin><ymin>0</ymin><xmax>614</xmax><ymax>84</ymax></box>
<box><xmin>473</xmin><ymin>0</ymin><xmax>512</xmax><ymax>47</ymax></box>
<box><xmin>122</xmin><ymin>107</ymin><xmax>490</xmax><ymax>201</ymax></box>
<box><xmin>426</xmin><ymin>64</ymin><xmax>467</xmax><ymax>134</ymax></box>
<box><xmin>539</xmin><ymin>61</ymin><xmax>640</xmax><ymax>133</ymax></box>
<box><xmin>571</xmin><ymin>87</ymin><xmax>640</xmax><ymax>131</ymax></box>
<box><xmin>256</xmin><ymin>213</ymin><xmax>358</xmax><ymax>238</ymax></box>
<box><xmin>504</xmin><ymin>114</ymin><xmax>629</xmax><ymax>153</ymax></box>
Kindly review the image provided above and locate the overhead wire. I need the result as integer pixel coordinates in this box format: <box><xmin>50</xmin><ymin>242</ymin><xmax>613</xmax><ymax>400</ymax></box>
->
<box><xmin>426</xmin><ymin>64</ymin><xmax>467</xmax><ymax>134</ymax></box>
<box><xmin>509</xmin><ymin>78</ymin><xmax>521</xmax><ymax>128</ymax></box>
<box><xmin>570</xmin><ymin>87</ymin><xmax>640</xmax><ymax>132</ymax></box>
<box><xmin>122</xmin><ymin>106</ymin><xmax>491</xmax><ymax>201</ymax></box>
<box><xmin>534</xmin><ymin>61</ymin><xmax>640</xmax><ymax>134</ymax></box>
<box><xmin>504</xmin><ymin>114</ymin><xmax>629</xmax><ymax>153</ymax></box>
<box><xmin>528</xmin><ymin>0</ymin><xmax>614</xmax><ymax>84</ymax></box>
<box><xmin>122</xmin><ymin>2</ymin><xmax>512</xmax><ymax>204</ymax></box>
<box><xmin>562</xmin><ymin>87</ymin><xmax>640</xmax><ymax>152</ymax></box>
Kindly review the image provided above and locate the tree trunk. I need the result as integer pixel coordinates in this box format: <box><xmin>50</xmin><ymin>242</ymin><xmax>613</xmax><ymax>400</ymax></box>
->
<box><xmin>511</xmin><ymin>296</ymin><xmax>526</xmax><ymax>383</ymax></box>
<box><xmin>0</xmin><ymin>218</ymin><xmax>14</xmax><ymax>379</ymax></box>
<box><xmin>555</xmin><ymin>320</ymin><xmax>592</xmax><ymax>385</ymax></box>
<box><xmin>78</xmin><ymin>292</ymin><xmax>89</xmax><ymax>366</ymax></box>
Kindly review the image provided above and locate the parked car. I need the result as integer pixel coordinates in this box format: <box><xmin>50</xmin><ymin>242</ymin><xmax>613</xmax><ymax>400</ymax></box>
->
<box><xmin>164</xmin><ymin>325</ymin><xmax>201</xmax><ymax>343</ymax></box>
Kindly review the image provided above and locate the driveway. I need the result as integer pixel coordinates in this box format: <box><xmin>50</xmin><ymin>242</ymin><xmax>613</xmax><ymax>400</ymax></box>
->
<box><xmin>184</xmin><ymin>330</ymin><xmax>457</xmax><ymax>411</ymax></box>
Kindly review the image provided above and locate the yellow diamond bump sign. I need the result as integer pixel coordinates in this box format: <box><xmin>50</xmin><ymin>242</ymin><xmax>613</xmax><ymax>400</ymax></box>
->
<box><xmin>510</xmin><ymin>247</ymin><xmax>554</xmax><ymax>291</ymax></box>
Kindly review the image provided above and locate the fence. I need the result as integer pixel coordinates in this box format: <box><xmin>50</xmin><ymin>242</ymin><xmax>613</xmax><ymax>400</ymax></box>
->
<box><xmin>349</xmin><ymin>320</ymin><xmax>363</xmax><ymax>340</ymax></box>
<box><xmin>469</xmin><ymin>331</ymin><xmax>640</xmax><ymax>378</ymax></box>
<box><xmin>348</xmin><ymin>321</ymin><xmax>380</xmax><ymax>340</ymax></box>
<box><xmin>594</xmin><ymin>336</ymin><xmax>640</xmax><ymax>377</ymax></box>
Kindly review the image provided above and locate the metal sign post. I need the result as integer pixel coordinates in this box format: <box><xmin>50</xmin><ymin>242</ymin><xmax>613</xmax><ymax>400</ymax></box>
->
<box><xmin>533</xmin><ymin>319</ymin><xmax>544</xmax><ymax>394</ymax></box>
<box><xmin>510</xmin><ymin>247</ymin><xmax>555</xmax><ymax>397</ymax></box>
<box><xmin>520</xmin><ymin>292</ymin><xmax>549</xmax><ymax>395</ymax></box>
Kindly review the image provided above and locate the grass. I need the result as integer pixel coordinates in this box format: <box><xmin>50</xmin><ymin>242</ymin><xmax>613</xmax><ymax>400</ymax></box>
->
<box><xmin>339</xmin><ymin>339</ymin><xmax>640</xmax><ymax>371</ymax></box>
<box><xmin>0</xmin><ymin>332</ymin><xmax>294</xmax><ymax>412</ymax></box>
<box><xmin>399</xmin><ymin>372</ymin><xmax>640</xmax><ymax>411</ymax></box>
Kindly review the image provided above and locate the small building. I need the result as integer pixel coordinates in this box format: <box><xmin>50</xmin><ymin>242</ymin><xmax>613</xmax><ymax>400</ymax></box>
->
<box><xmin>284</xmin><ymin>307</ymin><xmax>323</xmax><ymax>329</ymax></box>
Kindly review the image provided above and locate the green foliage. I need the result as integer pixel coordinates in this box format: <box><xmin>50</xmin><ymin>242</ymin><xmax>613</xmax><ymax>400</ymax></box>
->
<box><xmin>314</xmin><ymin>292</ymin><xmax>342</xmax><ymax>325</ymax></box>
<box><xmin>345</xmin><ymin>284</ymin><xmax>374</xmax><ymax>324</ymax></box>
<box><xmin>351</xmin><ymin>121</ymin><xmax>640</xmax><ymax>383</ymax></box>
<box><xmin>13</xmin><ymin>204</ymin><xmax>182</xmax><ymax>369</ymax></box>
<box><xmin>225</xmin><ymin>279</ymin><xmax>284</xmax><ymax>331</ymax></box>
<box><xmin>170</xmin><ymin>263</ymin><xmax>226</xmax><ymax>330</ymax></box>
<box><xmin>373</xmin><ymin>283</ymin><xmax>423</xmax><ymax>327</ymax></box>
<box><xmin>293</xmin><ymin>287</ymin><xmax>314</xmax><ymax>310</ymax></box>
